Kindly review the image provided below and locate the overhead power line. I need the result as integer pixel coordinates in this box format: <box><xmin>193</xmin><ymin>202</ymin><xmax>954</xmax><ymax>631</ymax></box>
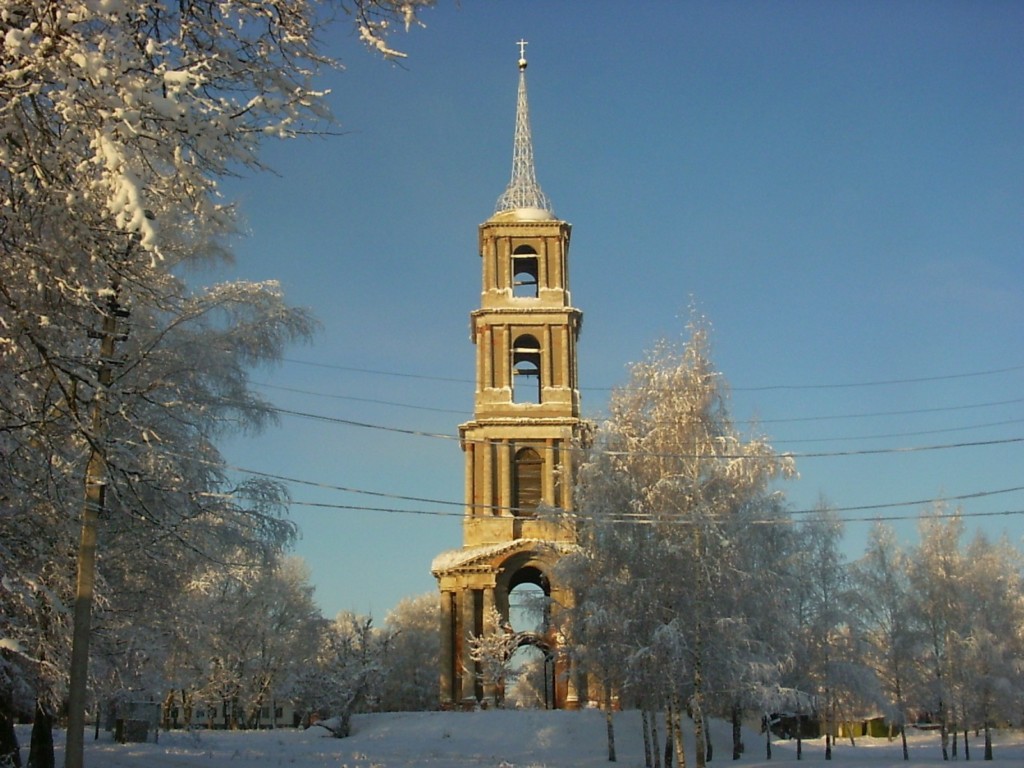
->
<box><xmin>260</xmin><ymin>403</ymin><xmax>1024</xmax><ymax>460</ymax></box>
<box><xmin>731</xmin><ymin>363</ymin><xmax>1024</xmax><ymax>392</ymax></box>
<box><xmin>225</xmin><ymin>460</ymin><xmax>1024</xmax><ymax>521</ymax></box>
<box><xmin>756</xmin><ymin>396</ymin><xmax>1024</xmax><ymax>425</ymax></box>
<box><xmin>281</xmin><ymin>358</ymin><xmax>468</xmax><ymax>384</ymax></box>
<box><xmin>775</xmin><ymin>417</ymin><xmax>1024</xmax><ymax>445</ymax></box>
<box><xmin>253</xmin><ymin>381</ymin><xmax>468</xmax><ymax>416</ymax></box>
<box><xmin>279</xmin><ymin>357</ymin><xmax>1024</xmax><ymax>393</ymax></box>
<box><xmin>227</xmin><ymin>493</ymin><xmax>1024</xmax><ymax>528</ymax></box>
<box><xmin>257</xmin><ymin>379</ymin><xmax>1022</xmax><ymax>429</ymax></box>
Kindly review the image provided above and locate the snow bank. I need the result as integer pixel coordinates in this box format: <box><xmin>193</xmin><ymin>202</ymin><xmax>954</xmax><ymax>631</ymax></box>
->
<box><xmin>18</xmin><ymin>710</ymin><xmax>1024</xmax><ymax>767</ymax></box>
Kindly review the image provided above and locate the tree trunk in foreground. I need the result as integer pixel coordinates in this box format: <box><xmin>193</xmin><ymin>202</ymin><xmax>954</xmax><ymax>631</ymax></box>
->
<box><xmin>732</xmin><ymin>704</ymin><xmax>742</xmax><ymax>760</ymax></box>
<box><xmin>28</xmin><ymin>703</ymin><xmax>54</xmax><ymax>768</ymax></box>
<box><xmin>650</xmin><ymin>709</ymin><xmax>662</xmax><ymax>768</ymax></box>
<box><xmin>0</xmin><ymin>703</ymin><xmax>21</xmax><ymax>768</ymax></box>
<box><xmin>603</xmin><ymin>680</ymin><xmax>616</xmax><ymax>762</ymax></box>
<box><xmin>641</xmin><ymin>708</ymin><xmax>653</xmax><ymax>768</ymax></box>
<box><xmin>670</xmin><ymin>692</ymin><xmax>687</xmax><ymax>768</ymax></box>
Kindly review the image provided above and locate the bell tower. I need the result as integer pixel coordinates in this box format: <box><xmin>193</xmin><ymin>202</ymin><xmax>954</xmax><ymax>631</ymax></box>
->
<box><xmin>432</xmin><ymin>44</ymin><xmax>586</xmax><ymax>709</ymax></box>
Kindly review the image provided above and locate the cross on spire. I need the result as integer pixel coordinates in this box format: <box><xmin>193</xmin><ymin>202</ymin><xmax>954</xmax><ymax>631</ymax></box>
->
<box><xmin>494</xmin><ymin>41</ymin><xmax>553</xmax><ymax>216</ymax></box>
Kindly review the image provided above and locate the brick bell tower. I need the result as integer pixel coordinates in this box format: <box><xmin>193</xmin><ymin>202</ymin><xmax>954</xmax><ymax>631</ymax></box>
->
<box><xmin>432</xmin><ymin>43</ymin><xmax>587</xmax><ymax>709</ymax></box>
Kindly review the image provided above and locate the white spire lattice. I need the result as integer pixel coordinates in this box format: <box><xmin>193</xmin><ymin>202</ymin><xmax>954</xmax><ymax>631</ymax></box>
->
<box><xmin>494</xmin><ymin>41</ymin><xmax>553</xmax><ymax>216</ymax></box>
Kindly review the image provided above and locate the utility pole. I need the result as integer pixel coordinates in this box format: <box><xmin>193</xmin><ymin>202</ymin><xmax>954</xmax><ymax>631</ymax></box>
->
<box><xmin>65</xmin><ymin>288</ymin><xmax>127</xmax><ymax>768</ymax></box>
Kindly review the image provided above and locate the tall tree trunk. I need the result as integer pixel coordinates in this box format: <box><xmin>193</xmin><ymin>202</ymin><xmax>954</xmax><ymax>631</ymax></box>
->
<box><xmin>604</xmin><ymin>680</ymin><xmax>616</xmax><ymax>763</ymax></box>
<box><xmin>900</xmin><ymin>724</ymin><xmax>908</xmax><ymax>761</ymax></box>
<box><xmin>642</xmin><ymin>708</ymin><xmax>653</xmax><ymax>768</ymax></box>
<box><xmin>27</xmin><ymin>702</ymin><xmax>54</xmax><ymax>768</ymax></box>
<box><xmin>704</xmin><ymin>713</ymin><xmax>712</xmax><ymax>763</ymax></box>
<box><xmin>763</xmin><ymin>714</ymin><xmax>772</xmax><ymax>760</ymax></box>
<box><xmin>939</xmin><ymin>699</ymin><xmax>949</xmax><ymax>760</ymax></box>
<box><xmin>670</xmin><ymin>691</ymin><xmax>687</xmax><ymax>768</ymax></box>
<box><xmin>824</xmin><ymin>696</ymin><xmax>832</xmax><ymax>760</ymax></box>
<box><xmin>983</xmin><ymin>722</ymin><xmax>992</xmax><ymax>760</ymax></box>
<box><xmin>650</xmin><ymin>708</ymin><xmax>662</xmax><ymax>768</ymax></box>
<box><xmin>664</xmin><ymin>718</ymin><xmax>674</xmax><ymax>768</ymax></box>
<box><xmin>0</xmin><ymin>701</ymin><xmax>21</xmax><ymax>768</ymax></box>
<box><xmin>692</xmin><ymin>698</ymin><xmax>705</xmax><ymax>768</ymax></box>
<box><xmin>731</xmin><ymin>704</ymin><xmax>742</xmax><ymax>760</ymax></box>
<box><xmin>795</xmin><ymin>706</ymin><xmax>802</xmax><ymax>761</ymax></box>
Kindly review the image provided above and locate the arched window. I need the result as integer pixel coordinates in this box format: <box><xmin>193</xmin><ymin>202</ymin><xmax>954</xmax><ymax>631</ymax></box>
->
<box><xmin>512</xmin><ymin>245</ymin><xmax>539</xmax><ymax>298</ymax></box>
<box><xmin>513</xmin><ymin>447</ymin><xmax>543</xmax><ymax>515</ymax></box>
<box><xmin>512</xmin><ymin>334</ymin><xmax>541</xmax><ymax>404</ymax></box>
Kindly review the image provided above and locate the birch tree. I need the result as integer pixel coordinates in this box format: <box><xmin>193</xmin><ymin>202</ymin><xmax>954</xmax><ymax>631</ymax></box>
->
<box><xmin>379</xmin><ymin>593</ymin><xmax>440</xmax><ymax>712</ymax></box>
<box><xmin>165</xmin><ymin>555</ymin><xmax>322</xmax><ymax>730</ymax></box>
<box><xmin>956</xmin><ymin>532</ymin><xmax>1024</xmax><ymax>759</ymax></box>
<box><xmin>466</xmin><ymin>608</ymin><xmax>522</xmax><ymax>709</ymax></box>
<box><xmin>1</xmin><ymin>1</ymin><xmax>434</xmax><ymax>764</ymax></box>
<box><xmin>294</xmin><ymin>612</ymin><xmax>389</xmax><ymax>737</ymax></box>
<box><xmin>790</xmin><ymin>505</ymin><xmax>851</xmax><ymax>759</ymax></box>
<box><xmin>565</xmin><ymin>318</ymin><xmax>795</xmax><ymax>767</ymax></box>
<box><xmin>849</xmin><ymin>524</ymin><xmax>921</xmax><ymax>760</ymax></box>
<box><xmin>908</xmin><ymin>507</ymin><xmax>967</xmax><ymax>760</ymax></box>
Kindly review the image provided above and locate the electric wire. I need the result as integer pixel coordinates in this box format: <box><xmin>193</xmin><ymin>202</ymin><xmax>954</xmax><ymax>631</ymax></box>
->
<box><xmin>773</xmin><ymin>417</ymin><xmax>1024</xmax><ymax>445</ymax></box>
<box><xmin>120</xmin><ymin>439</ymin><xmax>1024</xmax><ymax>527</ymax></box>
<box><xmin>755</xmin><ymin>396</ymin><xmax>1024</xmax><ymax>426</ymax></box>
<box><xmin>253</xmin><ymin>381</ymin><xmax>468</xmax><ymax>416</ymax></box>
<box><xmin>255</xmin><ymin>378</ymin><xmax>1023</xmax><ymax>429</ymax></box>
<box><xmin>225</xmin><ymin>493</ymin><xmax>1024</xmax><ymax>528</ymax></box>
<box><xmin>257</xmin><ymin>403</ymin><xmax>1024</xmax><ymax>460</ymax></box>
<box><xmin>211</xmin><ymin>363</ymin><xmax>1024</xmax><ymax>528</ymax></box>
<box><xmin>217</xmin><ymin>455</ymin><xmax>1024</xmax><ymax>524</ymax></box>
<box><xmin>280</xmin><ymin>357</ymin><xmax>1024</xmax><ymax>393</ymax></box>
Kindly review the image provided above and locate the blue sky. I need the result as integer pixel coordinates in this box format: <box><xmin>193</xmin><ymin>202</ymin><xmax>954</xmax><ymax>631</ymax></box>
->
<box><xmin>220</xmin><ymin>1</ymin><xmax>1023</xmax><ymax>619</ymax></box>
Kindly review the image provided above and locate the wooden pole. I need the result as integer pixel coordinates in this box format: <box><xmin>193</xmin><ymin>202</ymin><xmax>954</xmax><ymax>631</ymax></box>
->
<box><xmin>65</xmin><ymin>292</ymin><xmax>124</xmax><ymax>768</ymax></box>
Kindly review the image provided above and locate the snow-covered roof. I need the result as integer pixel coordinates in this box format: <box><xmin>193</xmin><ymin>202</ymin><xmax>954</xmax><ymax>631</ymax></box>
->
<box><xmin>431</xmin><ymin>538</ymin><xmax>577</xmax><ymax>576</ymax></box>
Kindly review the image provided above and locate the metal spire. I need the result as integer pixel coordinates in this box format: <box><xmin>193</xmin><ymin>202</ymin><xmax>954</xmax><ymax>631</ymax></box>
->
<box><xmin>494</xmin><ymin>40</ymin><xmax>554</xmax><ymax>216</ymax></box>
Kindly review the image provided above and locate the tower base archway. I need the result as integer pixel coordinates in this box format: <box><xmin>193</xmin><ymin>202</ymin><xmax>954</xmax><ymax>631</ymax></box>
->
<box><xmin>432</xmin><ymin>539</ymin><xmax>580</xmax><ymax>710</ymax></box>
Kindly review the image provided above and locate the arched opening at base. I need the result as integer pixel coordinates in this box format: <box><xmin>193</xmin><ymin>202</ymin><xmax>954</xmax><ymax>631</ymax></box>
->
<box><xmin>508</xmin><ymin>639</ymin><xmax>556</xmax><ymax>709</ymax></box>
<box><xmin>508</xmin><ymin>581</ymin><xmax>547</xmax><ymax>635</ymax></box>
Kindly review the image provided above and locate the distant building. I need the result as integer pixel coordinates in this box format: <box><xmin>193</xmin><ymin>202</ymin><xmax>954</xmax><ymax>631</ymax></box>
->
<box><xmin>432</xmin><ymin>44</ymin><xmax>588</xmax><ymax>710</ymax></box>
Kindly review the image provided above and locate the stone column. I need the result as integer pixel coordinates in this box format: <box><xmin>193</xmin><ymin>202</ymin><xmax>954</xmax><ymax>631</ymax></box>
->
<box><xmin>439</xmin><ymin>590</ymin><xmax>455</xmax><ymax>707</ymax></box>
<box><xmin>543</xmin><ymin>437</ymin><xmax>556</xmax><ymax>506</ymax></box>
<box><xmin>482</xmin><ymin>325</ymin><xmax>493</xmax><ymax>390</ymax></box>
<box><xmin>459</xmin><ymin>587</ymin><xmax>478</xmax><ymax>706</ymax></box>
<box><xmin>499</xmin><ymin>441</ymin><xmax>512</xmax><ymax>515</ymax></box>
<box><xmin>481</xmin><ymin>588</ymin><xmax>498</xmax><ymax>706</ymax></box>
<box><xmin>482</xmin><ymin>439</ymin><xmax>493</xmax><ymax>518</ymax></box>
<box><xmin>543</xmin><ymin>325</ymin><xmax>554</xmax><ymax>389</ymax></box>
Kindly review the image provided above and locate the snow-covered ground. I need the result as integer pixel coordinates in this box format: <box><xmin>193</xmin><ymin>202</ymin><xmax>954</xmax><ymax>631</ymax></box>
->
<box><xmin>17</xmin><ymin>710</ymin><xmax>1024</xmax><ymax>767</ymax></box>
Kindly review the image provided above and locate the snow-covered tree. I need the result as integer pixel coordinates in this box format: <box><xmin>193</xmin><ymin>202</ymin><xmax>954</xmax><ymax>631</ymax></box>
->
<box><xmin>955</xmin><ymin>531</ymin><xmax>1024</xmax><ymax>759</ymax></box>
<box><xmin>379</xmin><ymin>593</ymin><xmax>440</xmax><ymax>712</ymax></box>
<box><xmin>293</xmin><ymin>611</ymin><xmax>388</xmax><ymax>737</ymax></box>
<box><xmin>466</xmin><ymin>608</ymin><xmax>522</xmax><ymax>709</ymax></box>
<box><xmin>849</xmin><ymin>523</ymin><xmax>922</xmax><ymax>760</ymax></box>
<box><xmin>563</xmin><ymin>317</ymin><xmax>795</xmax><ymax>767</ymax></box>
<box><xmin>0</xmin><ymin>1</ymin><xmax>434</xmax><ymax>763</ymax></box>
<box><xmin>161</xmin><ymin>556</ymin><xmax>321</xmax><ymax>730</ymax></box>
<box><xmin>907</xmin><ymin>507</ymin><xmax>967</xmax><ymax>760</ymax></box>
<box><xmin>789</xmin><ymin>504</ymin><xmax>856</xmax><ymax>759</ymax></box>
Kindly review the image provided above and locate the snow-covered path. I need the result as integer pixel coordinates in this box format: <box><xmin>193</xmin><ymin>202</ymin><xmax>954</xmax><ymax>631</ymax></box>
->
<box><xmin>21</xmin><ymin>710</ymin><xmax>1024</xmax><ymax>768</ymax></box>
